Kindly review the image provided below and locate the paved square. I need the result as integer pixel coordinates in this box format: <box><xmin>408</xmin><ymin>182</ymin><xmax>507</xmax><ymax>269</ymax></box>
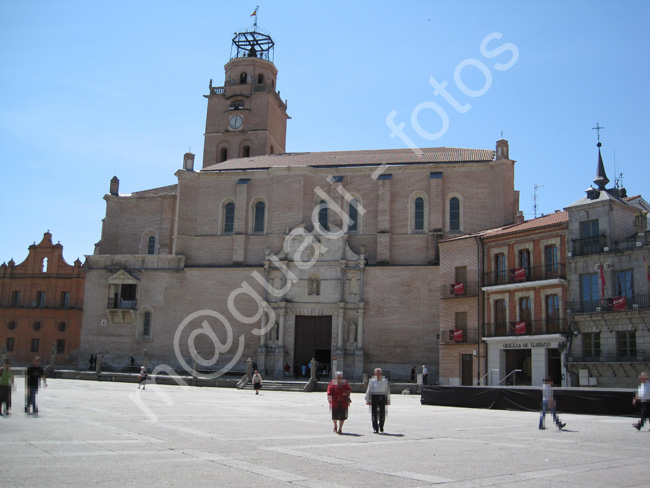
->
<box><xmin>1</xmin><ymin>379</ymin><xmax>648</xmax><ymax>487</ymax></box>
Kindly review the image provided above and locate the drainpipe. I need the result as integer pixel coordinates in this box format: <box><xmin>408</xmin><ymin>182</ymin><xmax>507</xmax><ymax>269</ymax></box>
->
<box><xmin>475</xmin><ymin>235</ymin><xmax>484</xmax><ymax>385</ymax></box>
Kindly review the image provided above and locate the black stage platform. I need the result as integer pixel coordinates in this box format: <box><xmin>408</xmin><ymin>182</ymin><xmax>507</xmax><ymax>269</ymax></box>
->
<box><xmin>421</xmin><ymin>385</ymin><xmax>636</xmax><ymax>416</ymax></box>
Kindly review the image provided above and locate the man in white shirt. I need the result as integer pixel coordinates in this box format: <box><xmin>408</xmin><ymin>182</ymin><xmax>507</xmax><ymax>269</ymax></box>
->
<box><xmin>539</xmin><ymin>378</ymin><xmax>565</xmax><ymax>430</ymax></box>
<box><xmin>633</xmin><ymin>372</ymin><xmax>649</xmax><ymax>430</ymax></box>
<box><xmin>422</xmin><ymin>365</ymin><xmax>428</xmax><ymax>385</ymax></box>
<box><xmin>365</xmin><ymin>368</ymin><xmax>390</xmax><ymax>433</ymax></box>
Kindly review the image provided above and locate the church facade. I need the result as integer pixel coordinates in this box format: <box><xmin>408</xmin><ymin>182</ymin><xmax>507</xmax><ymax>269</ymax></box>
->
<box><xmin>80</xmin><ymin>26</ymin><xmax>520</xmax><ymax>381</ymax></box>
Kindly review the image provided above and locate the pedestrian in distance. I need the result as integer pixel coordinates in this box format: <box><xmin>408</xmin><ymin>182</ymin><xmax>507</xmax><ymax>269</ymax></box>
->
<box><xmin>422</xmin><ymin>365</ymin><xmax>428</xmax><ymax>385</ymax></box>
<box><xmin>539</xmin><ymin>378</ymin><xmax>565</xmax><ymax>430</ymax></box>
<box><xmin>252</xmin><ymin>370</ymin><xmax>263</xmax><ymax>395</ymax></box>
<box><xmin>25</xmin><ymin>356</ymin><xmax>47</xmax><ymax>415</ymax></box>
<box><xmin>327</xmin><ymin>371</ymin><xmax>351</xmax><ymax>434</ymax></box>
<box><xmin>0</xmin><ymin>359</ymin><xmax>14</xmax><ymax>416</ymax></box>
<box><xmin>89</xmin><ymin>354</ymin><xmax>95</xmax><ymax>371</ymax></box>
<box><xmin>410</xmin><ymin>366</ymin><xmax>416</xmax><ymax>383</ymax></box>
<box><xmin>137</xmin><ymin>366</ymin><xmax>148</xmax><ymax>389</ymax></box>
<box><xmin>365</xmin><ymin>368</ymin><xmax>390</xmax><ymax>433</ymax></box>
<box><xmin>633</xmin><ymin>372</ymin><xmax>650</xmax><ymax>431</ymax></box>
<box><xmin>284</xmin><ymin>362</ymin><xmax>291</xmax><ymax>377</ymax></box>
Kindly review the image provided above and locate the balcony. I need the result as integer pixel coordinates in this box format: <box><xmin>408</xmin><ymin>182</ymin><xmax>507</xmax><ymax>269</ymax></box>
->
<box><xmin>483</xmin><ymin>263</ymin><xmax>566</xmax><ymax>287</ymax></box>
<box><xmin>571</xmin><ymin>235</ymin><xmax>606</xmax><ymax>256</ymax></box>
<box><xmin>483</xmin><ymin>318</ymin><xmax>567</xmax><ymax>338</ymax></box>
<box><xmin>107</xmin><ymin>297</ymin><xmax>138</xmax><ymax>310</ymax></box>
<box><xmin>440</xmin><ymin>281</ymin><xmax>479</xmax><ymax>298</ymax></box>
<box><xmin>440</xmin><ymin>327</ymin><xmax>479</xmax><ymax>344</ymax></box>
<box><xmin>567</xmin><ymin>294</ymin><xmax>650</xmax><ymax>314</ymax></box>
<box><xmin>568</xmin><ymin>349</ymin><xmax>648</xmax><ymax>363</ymax></box>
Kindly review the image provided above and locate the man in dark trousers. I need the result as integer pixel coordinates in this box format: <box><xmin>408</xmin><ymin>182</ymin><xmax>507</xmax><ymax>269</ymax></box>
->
<box><xmin>365</xmin><ymin>368</ymin><xmax>390</xmax><ymax>433</ymax></box>
<box><xmin>26</xmin><ymin>356</ymin><xmax>47</xmax><ymax>415</ymax></box>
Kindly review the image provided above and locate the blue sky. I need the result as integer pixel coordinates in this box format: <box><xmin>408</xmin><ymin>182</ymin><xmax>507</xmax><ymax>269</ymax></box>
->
<box><xmin>1</xmin><ymin>1</ymin><xmax>648</xmax><ymax>264</ymax></box>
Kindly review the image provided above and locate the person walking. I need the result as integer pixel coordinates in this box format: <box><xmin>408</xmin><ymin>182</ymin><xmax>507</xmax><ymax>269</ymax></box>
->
<box><xmin>137</xmin><ymin>366</ymin><xmax>148</xmax><ymax>389</ymax></box>
<box><xmin>422</xmin><ymin>365</ymin><xmax>428</xmax><ymax>385</ymax></box>
<box><xmin>89</xmin><ymin>354</ymin><xmax>95</xmax><ymax>371</ymax></box>
<box><xmin>365</xmin><ymin>368</ymin><xmax>390</xmax><ymax>433</ymax></box>
<box><xmin>252</xmin><ymin>370</ymin><xmax>263</xmax><ymax>395</ymax></box>
<box><xmin>0</xmin><ymin>359</ymin><xmax>14</xmax><ymax>416</ymax></box>
<box><xmin>539</xmin><ymin>378</ymin><xmax>565</xmax><ymax>430</ymax></box>
<box><xmin>284</xmin><ymin>362</ymin><xmax>291</xmax><ymax>377</ymax></box>
<box><xmin>327</xmin><ymin>371</ymin><xmax>352</xmax><ymax>434</ymax></box>
<box><xmin>633</xmin><ymin>372</ymin><xmax>650</xmax><ymax>430</ymax></box>
<box><xmin>410</xmin><ymin>366</ymin><xmax>416</xmax><ymax>383</ymax></box>
<box><xmin>25</xmin><ymin>357</ymin><xmax>47</xmax><ymax>415</ymax></box>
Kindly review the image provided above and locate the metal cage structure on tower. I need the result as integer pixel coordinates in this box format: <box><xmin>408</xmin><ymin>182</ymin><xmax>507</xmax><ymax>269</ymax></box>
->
<box><xmin>230</xmin><ymin>26</ymin><xmax>275</xmax><ymax>63</ymax></box>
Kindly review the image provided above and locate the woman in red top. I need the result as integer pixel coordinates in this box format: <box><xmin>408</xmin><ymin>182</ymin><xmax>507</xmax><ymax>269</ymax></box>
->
<box><xmin>327</xmin><ymin>371</ymin><xmax>351</xmax><ymax>434</ymax></box>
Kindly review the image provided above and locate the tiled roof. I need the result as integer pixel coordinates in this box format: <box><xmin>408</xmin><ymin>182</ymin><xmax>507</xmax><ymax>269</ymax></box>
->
<box><xmin>483</xmin><ymin>212</ymin><xmax>568</xmax><ymax>238</ymax></box>
<box><xmin>202</xmin><ymin>147</ymin><xmax>496</xmax><ymax>171</ymax></box>
<box><xmin>565</xmin><ymin>188</ymin><xmax>629</xmax><ymax>208</ymax></box>
<box><xmin>440</xmin><ymin>212</ymin><xmax>568</xmax><ymax>243</ymax></box>
<box><xmin>130</xmin><ymin>184</ymin><xmax>178</xmax><ymax>197</ymax></box>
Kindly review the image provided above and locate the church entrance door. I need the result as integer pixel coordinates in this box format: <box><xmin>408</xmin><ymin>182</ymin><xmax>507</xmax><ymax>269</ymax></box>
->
<box><xmin>294</xmin><ymin>315</ymin><xmax>332</xmax><ymax>374</ymax></box>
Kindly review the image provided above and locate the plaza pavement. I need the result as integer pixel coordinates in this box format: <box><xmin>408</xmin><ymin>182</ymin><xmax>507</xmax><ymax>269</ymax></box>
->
<box><xmin>1</xmin><ymin>378</ymin><xmax>648</xmax><ymax>488</ymax></box>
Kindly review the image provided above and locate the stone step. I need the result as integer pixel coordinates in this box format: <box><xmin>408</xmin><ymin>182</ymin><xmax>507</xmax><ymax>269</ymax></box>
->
<box><xmin>242</xmin><ymin>380</ymin><xmax>309</xmax><ymax>391</ymax></box>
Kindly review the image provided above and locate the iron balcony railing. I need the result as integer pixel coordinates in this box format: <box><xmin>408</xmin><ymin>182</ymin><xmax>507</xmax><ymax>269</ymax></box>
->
<box><xmin>440</xmin><ymin>327</ymin><xmax>479</xmax><ymax>344</ymax></box>
<box><xmin>107</xmin><ymin>297</ymin><xmax>138</xmax><ymax>310</ymax></box>
<box><xmin>483</xmin><ymin>318</ymin><xmax>568</xmax><ymax>338</ymax></box>
<box><xmin>484</xmin><ymin>263</ymin><xmax>566</xmax><ymax>287</ymax></box>
<box><xmin>567</xmin><ymin>294</ymin><xmax>650</xmax><ymax>314</ymax></box>
<box><xmin>440</xmin><ymin>281</ymin><xmax>479</xmax><ymax>298</ymax></box>
<box><xmin>568</xmin><ymin>349</ymin><xmax>648</xmax><ymax>363</ymax></box>
<box><xmin>571</xmin><ymin>235</ymin><xmax>606</xmax><ymax>256</ymax></box>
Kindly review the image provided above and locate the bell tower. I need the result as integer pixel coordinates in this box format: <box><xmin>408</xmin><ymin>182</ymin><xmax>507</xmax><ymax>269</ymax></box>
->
<box><xmin>202</xmin><ymin>25</ymin><xmax>289</xmax><ymax>168</ymax></box>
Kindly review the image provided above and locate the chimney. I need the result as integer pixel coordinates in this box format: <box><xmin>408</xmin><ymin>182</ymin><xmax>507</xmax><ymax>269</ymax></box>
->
<box><xmin>514</xmin><ymin>210</ymin><xmax>524</xmax><ymax>224</ymax></box>
<box><xmin>110</xmin><ymin>176</ymin><xmax>119</xmax><ymax>196</ymax></box>
<box><xmin>183</xmin><ymin>152</ymin><xmax>195</xmax><ymax>171</ymax></box>
<box><xmin>496</xmin><ymin>139</ymin><xmax>509</xmax><ymax>160</ymax></box>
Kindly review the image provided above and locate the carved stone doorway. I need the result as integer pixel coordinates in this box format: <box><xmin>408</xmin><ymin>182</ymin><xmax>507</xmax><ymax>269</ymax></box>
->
<box><xmin>294</xmin><ymin>315</ymin><xmax>332</xmax><ymax>375</ymax></box>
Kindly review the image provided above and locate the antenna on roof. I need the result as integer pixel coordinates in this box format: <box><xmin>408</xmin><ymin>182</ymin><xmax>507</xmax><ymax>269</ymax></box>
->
<box><xmin>533</xmin><ymin>184</ymin><xmax>544</xmax><ymax>218</ymax></box>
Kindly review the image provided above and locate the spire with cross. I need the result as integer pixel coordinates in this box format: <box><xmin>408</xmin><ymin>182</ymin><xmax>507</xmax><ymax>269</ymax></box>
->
<box><xmin>592</xmin><ymin>122</ymin><xmax>604</xmax><ymax>143</ymax></box>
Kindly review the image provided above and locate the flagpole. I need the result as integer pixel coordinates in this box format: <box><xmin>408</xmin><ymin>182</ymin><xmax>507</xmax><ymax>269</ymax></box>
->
<box><xmin>254</xmin><ymin>5</ymin><xmax>259</xmax><ymax>27</ymax></box>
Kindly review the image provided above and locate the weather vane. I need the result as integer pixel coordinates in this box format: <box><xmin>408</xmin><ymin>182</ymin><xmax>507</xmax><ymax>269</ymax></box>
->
<box><xmin>592</xmin><ymin>122</ymin><xmax>604</xmax><ymax>143</ymax></box>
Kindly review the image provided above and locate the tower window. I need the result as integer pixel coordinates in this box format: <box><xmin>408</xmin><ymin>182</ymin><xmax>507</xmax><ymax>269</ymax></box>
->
<box><xmin>229</xmin><ymin>101</ymin><xmax>244</xmax><ymax>110</ymax></box>
<box><xmin>449</xmin><ymin>197</ymin><xmax>460</xmax><ymax>231</ymax></box>
<box><xmin>254</xmin><ymin>201</ymin><xmax>266</xmax><ymax>233</ymax></box>
<box><xmin>220</xmin><ymin>147</ymin><xmax>228</xmax><ymax>162</ymax></box>
<box><xmin>270</xmin><ymin>145</ymin><xmax>274</xmax><ymax>155</ymax></box>
<box><xmin>243</xmin><ymin>145</ymin><xmax>251</xmax><ymax>158</ymax></box>
<box><xmin>42</xmin><ymin>257</ymin><xmax>48</xmax><ymax>273</ymax></box>
<box><xmin>239</xmin><ymin>72</ymin><xmax>247</xmax><ymax>84</ymax></box>
<box><xmin>224</xmin><ymin>202</ymin><xmax>235</xmax><ymax>234</ymax></box>
<box><xmin>257</xmin><ymin>73</ymin><xmax>264</xmax><ymax>84</ymax></box>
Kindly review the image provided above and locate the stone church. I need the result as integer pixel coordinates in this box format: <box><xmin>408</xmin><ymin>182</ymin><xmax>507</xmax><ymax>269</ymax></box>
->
<box><xmin>80</xmin><ymin>25</ymin><xmax>520</xmax><ymax>381</ymax></box>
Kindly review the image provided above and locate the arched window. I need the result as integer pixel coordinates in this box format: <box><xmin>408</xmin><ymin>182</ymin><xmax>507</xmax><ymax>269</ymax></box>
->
<box><xmin>318</xmin><ymin>200</ymin><xmax>328</xmax><ymax>232</ymax></box>
<box><xmin>449</xmin><ymin>197</ymin><xmax>460</xmax><ymax>231</ymax></box>
<box><xmin>349</xmin><ymin>199</ymin><xmax>359</xmax><ymax>232</ymax></box>
<box><xmin>239</xmin><ymin>72</ymin><xmax>247</xmax><ymax>84</ymax></box>
<box><xmin>223</xmin><ymin>202</ymin><xmax>235</xmax><ymax>234</ymax></box>
<box><xmin>142</xmin><ymin>311</ymin><xmax>151</xmax><ymax>338</ymax></box>
<box><xmin>219</xmin><ymin>147</ymin><xmax>228</xmax><ymax>162</ymax></box>
<box><xmin>414</xmin><ymin>197</ymin><xmax>424</xmax><ymax>231</ymax></box>
<box><xmin>242</xmin><ymin>145</ymin><xmax>251</xmax><ymax>158</ymax></box>
<box><xmin>42</xmin><ymin>257</ymin><xmax>48</xmax><ymax>273</ymax></box>
<box><xmin>254</xmin><ymin>201</ymin><xmax>265</xmax><ymax>233</ymax></box>
<box><xmin>147</xmin><ymin>235</ymin><xmax>156</xmax><ymax>255</ymax></box>
<box><xmin>257</xmin><ymin>73</ymin><xmax>264</xmax><ymax>84</ymax></box>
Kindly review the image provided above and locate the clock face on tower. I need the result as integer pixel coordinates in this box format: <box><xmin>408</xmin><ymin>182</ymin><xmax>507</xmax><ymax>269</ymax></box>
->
<box><xmin>229</xmin><ymin>115</ymin><xmax>243</xmax><ymax>130</ymax></box>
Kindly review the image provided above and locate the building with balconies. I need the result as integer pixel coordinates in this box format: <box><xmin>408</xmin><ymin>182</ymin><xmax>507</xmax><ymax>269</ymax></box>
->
<box><xmin>564</xmin><ymin>143</ymin><xmax>650</xmax><ymax>388</ymax></box>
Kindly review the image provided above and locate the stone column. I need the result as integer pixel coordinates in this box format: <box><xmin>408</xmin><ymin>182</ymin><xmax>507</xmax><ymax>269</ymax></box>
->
<box><xmin>278</xmin><ymin>306</ymin><xmax>286</xmax><ymax>346</ymax></box>
<box><xmin>339</xmin><ymin>261</ymin><xmax>346</xmax><ymax>301</ymax></box>
<box><xmin>246</xmin><ymin>357</ymin><xmax>253</xmax><ymax>379</ymax></box>
<box><xmin>337</xmin><ymin>304</ymin><xmax>345</xmax><ymax>349</ymax></box>
<box><xmin>259</xmin><ymin>313</ymin><xmax>267</xmax><ymax>347</ymax></box>
<box><xmin>357</xmin><ymin>304</ymin><xmax>365</xmax><ymax>349</ymax></box>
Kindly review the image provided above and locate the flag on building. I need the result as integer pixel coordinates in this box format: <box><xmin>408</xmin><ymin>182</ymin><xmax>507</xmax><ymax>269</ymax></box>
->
<box><xmin>599</xmin><ymin>261</ymin><xmax>607</xmax><ymax>300</ymax></box>
<box><xmin>644</xmin><ymin>255</ymin><xmax>650</xmax><ymax>285</ymax></box>
<box><xmin>515</xmin><ymin>322</ymin><xmax>526</xmax><ymax>335</ymax></box>
<box><xmin>250</xmin><ymin>7</ymin><xmax>258</xmax><ymax>16</ymax></box>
